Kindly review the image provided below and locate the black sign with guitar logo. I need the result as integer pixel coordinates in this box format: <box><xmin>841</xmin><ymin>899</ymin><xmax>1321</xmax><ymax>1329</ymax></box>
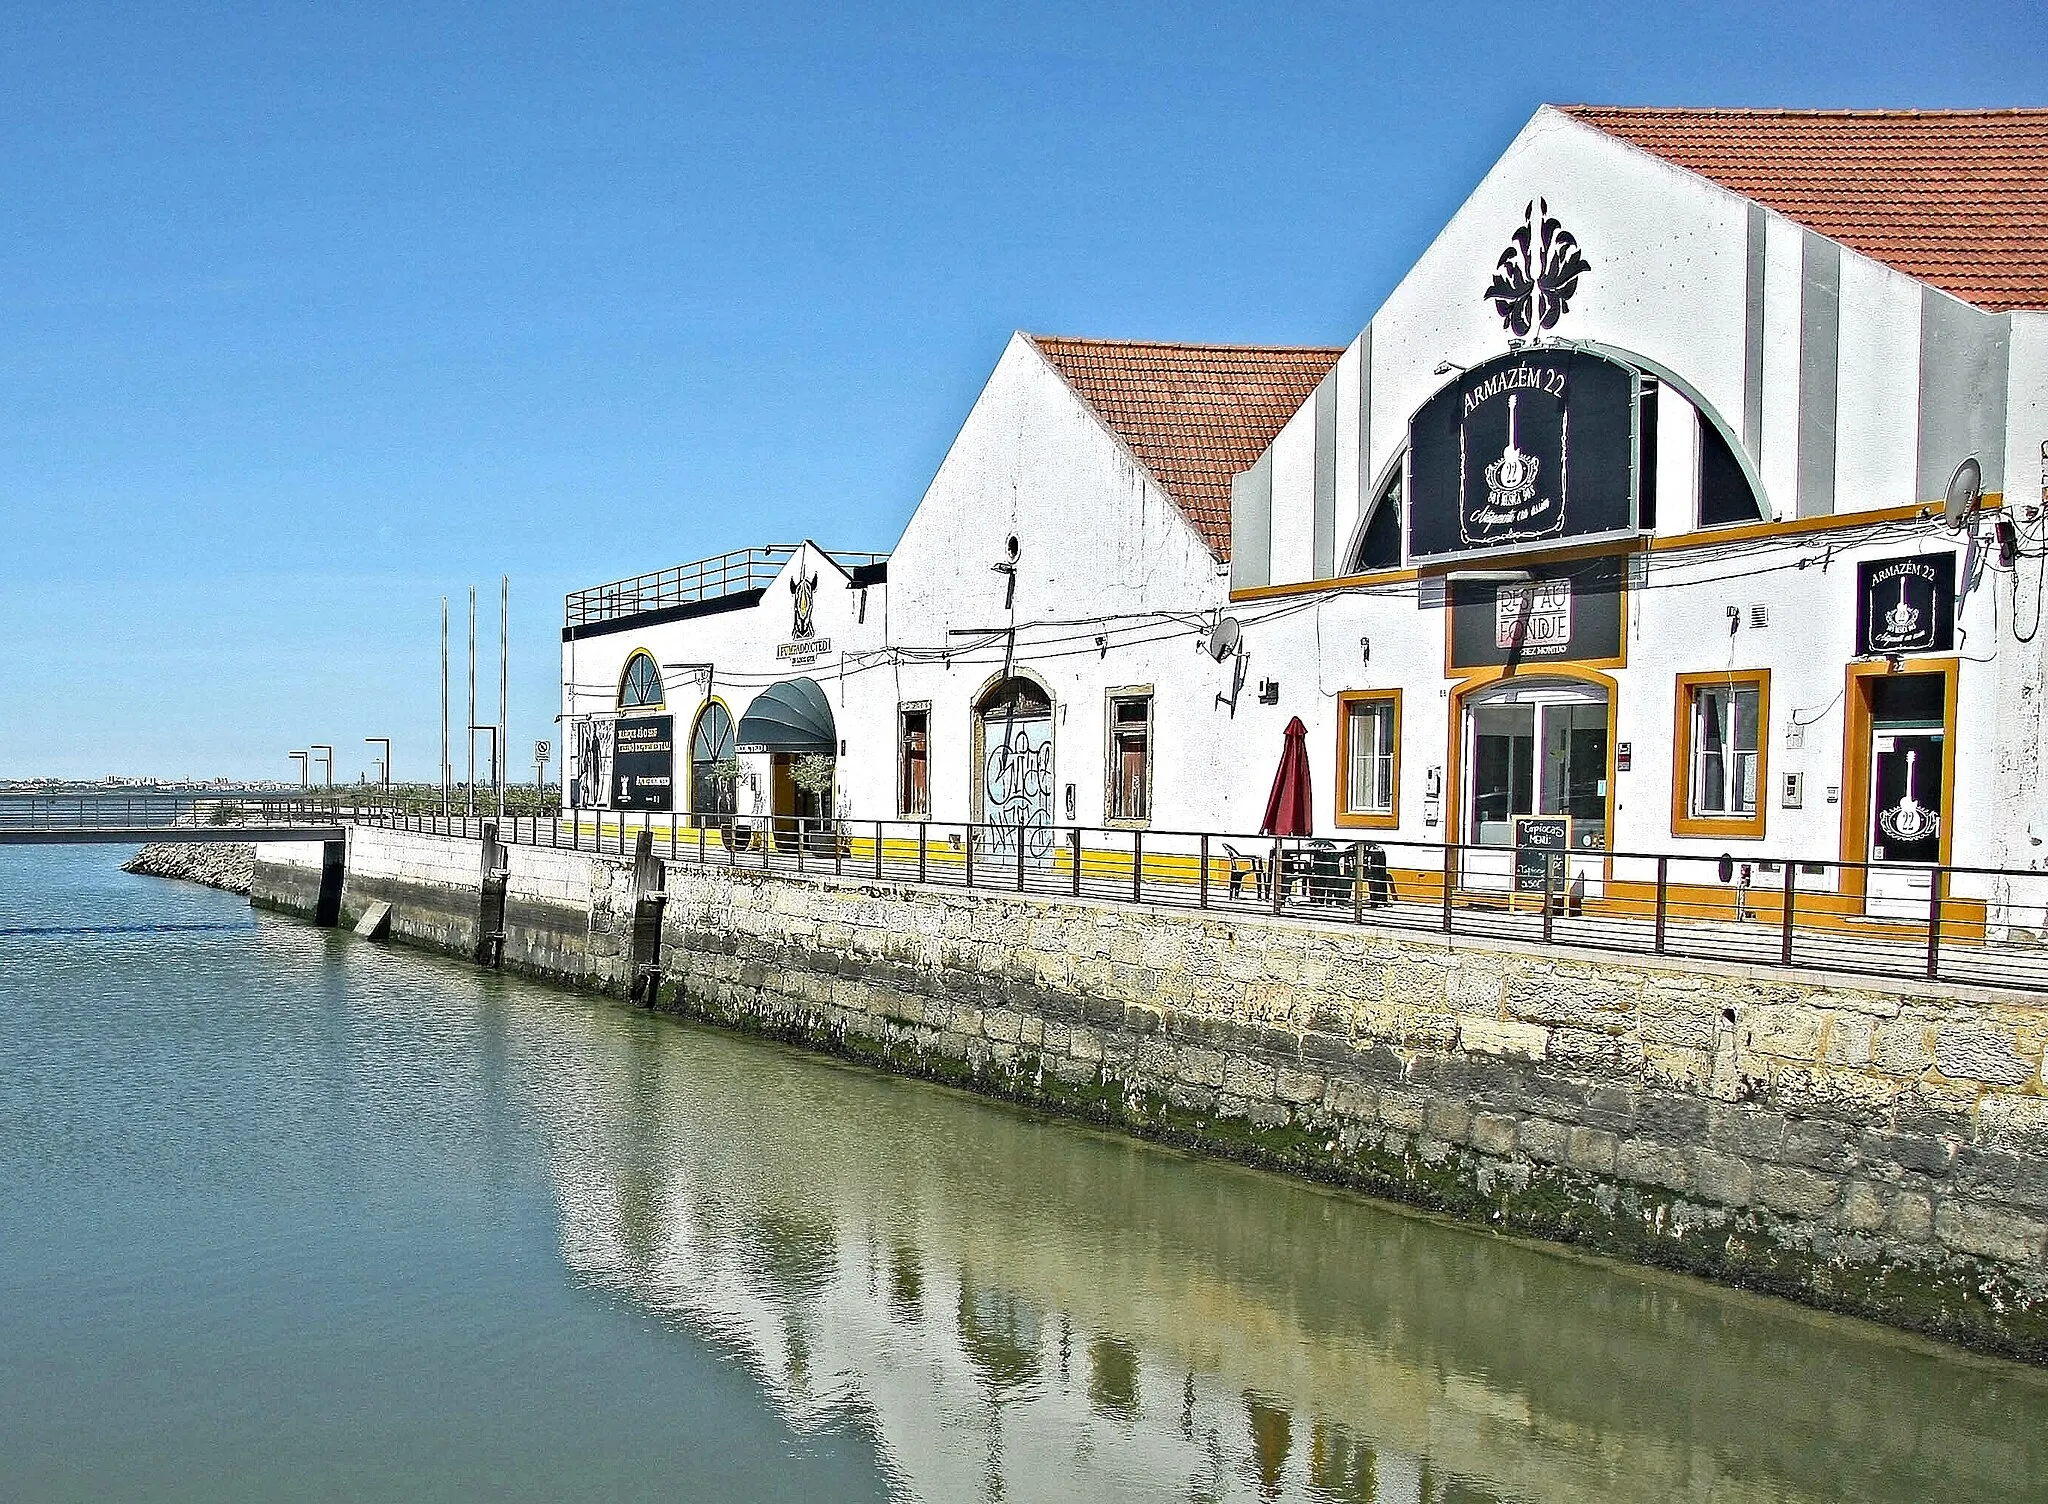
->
<box><xmin>1856</xmin><ymin>553</ymin><xmax>1955</xmax><ymax>657</ymax></box>
<box><xmin>1409</xmin><ymin>349</ymin><xmax>1641</xmax><ymax>565</ymax></box>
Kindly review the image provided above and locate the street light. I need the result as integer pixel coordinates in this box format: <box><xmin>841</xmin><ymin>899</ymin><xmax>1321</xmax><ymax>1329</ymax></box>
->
<box><xmin>289</xmin><ymin>750</ymin><xmax>309</xmax><ymax>787</ymax></box>
<box><xmin>309</xmin><ymin>744</ymin><xmax>333</xmax><ymax>790</ymax></box>
<box><xmin>365</xmin><ymin>737</ymin><xmax>392</xmax><ymax>791</ymax></box>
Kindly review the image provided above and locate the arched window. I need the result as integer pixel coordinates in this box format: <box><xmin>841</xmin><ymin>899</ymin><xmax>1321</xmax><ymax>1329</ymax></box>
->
<box><xmin>690</xmin><ymin>701</ymin><xmax>736</xmax><ymax>821</ymax></box>
<box><xmin>1346</xmin><ymin>464</ymin><xmax>1404</xmax><ymax>574</ymax></box>
<box><xmin>619</xmin><ymin>651</ymin><xmax>664</xmax><ymax>709</ymax></box>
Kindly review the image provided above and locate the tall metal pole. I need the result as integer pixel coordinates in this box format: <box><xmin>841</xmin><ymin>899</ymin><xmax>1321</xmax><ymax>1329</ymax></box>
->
<box><xmin>498</xmin><ymin>575</ymin><xmax>509</xmax><ymax>824</ymax></box>
<box><xmin>440</xmin><ymin>597</ymin><xmax>450</xmax><ymax>817</ymax></box>
<box><xmin>467</xmin><ymin>585</ymin><xmax>477</xmax><ymax>819</ymax></box>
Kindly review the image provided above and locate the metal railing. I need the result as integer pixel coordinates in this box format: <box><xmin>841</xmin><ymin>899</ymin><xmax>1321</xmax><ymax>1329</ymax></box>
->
<box><xmin>565</xmin><ymin>545</ymin><xmax>889</xmax><ymax>629</ymax></box>
<box><xmin>360</xmin><ymin>808</ymin><xmax>2048</xmax><ymax>996</ymax></box>
<box><xmin>0</xmin><ymin>793</ymin><xmax>372</xmax><ymax>832</ymax></box>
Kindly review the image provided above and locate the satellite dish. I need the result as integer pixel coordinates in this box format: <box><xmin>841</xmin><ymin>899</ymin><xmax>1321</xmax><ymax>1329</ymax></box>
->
<box><xmin>1944</xmin><ymin>457</ymin><xmax>1983</xmax><ymax>529</ymax></box>
<box><xmin>1205</xmin><ymin>616</ymin><xmax>1242</xmax><ymax>662</ymax></box>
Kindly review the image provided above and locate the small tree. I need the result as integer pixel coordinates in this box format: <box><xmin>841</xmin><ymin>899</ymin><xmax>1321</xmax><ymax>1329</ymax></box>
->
<box><xmin>791</xmin><ymin>755</ymin><xmax>836</xmax><ymax>799</ymax></box>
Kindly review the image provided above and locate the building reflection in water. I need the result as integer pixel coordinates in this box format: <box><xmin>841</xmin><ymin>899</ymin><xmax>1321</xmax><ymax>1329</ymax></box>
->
<box><xmin>507</xmin><ymin>996</ymin><xmax>2048</xmax><ymax>1504</ymax></box>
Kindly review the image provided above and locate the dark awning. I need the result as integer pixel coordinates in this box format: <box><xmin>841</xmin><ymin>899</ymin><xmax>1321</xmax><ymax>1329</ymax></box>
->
<box><xmin>737</xmin><ymin>677</ymin><xmax>837</xmax><ymax>754</ymax></box>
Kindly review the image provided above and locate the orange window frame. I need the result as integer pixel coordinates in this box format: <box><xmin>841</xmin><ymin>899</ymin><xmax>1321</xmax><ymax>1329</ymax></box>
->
<box><xmin>1670</xmin><ymin>669</ymin><xmax>1771</xmax><ymax>840</ymax></box>
<box><xmin>1335</xmin><ymin>690</ymin><xmax>1402</xmax><ymax>830</ymax></box>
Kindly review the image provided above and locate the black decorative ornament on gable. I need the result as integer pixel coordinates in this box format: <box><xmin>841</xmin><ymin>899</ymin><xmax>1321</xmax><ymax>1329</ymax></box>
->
<box><xmin>790</xmin><ymin>569</ymin><xmax>819</xmax><ymax>640</ymax></box>
<box><xmin>1485</xmin><ymin>199</ymin><xmax>1591</xmax><ymax>336</ymax></box>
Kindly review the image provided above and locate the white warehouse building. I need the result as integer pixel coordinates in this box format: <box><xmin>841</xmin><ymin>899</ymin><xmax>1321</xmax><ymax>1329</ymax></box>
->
<box><xmin>562</xmin><ymin>105</ymin><xmax>2047</xmax><ymax>936</ymax></box>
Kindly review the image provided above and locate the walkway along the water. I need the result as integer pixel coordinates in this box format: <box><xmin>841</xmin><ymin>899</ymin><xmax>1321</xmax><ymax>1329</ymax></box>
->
<box><xmin>245</xmin><ymin>823</ymin><xmax>2048</xmax><ymax>1362</ymax></box>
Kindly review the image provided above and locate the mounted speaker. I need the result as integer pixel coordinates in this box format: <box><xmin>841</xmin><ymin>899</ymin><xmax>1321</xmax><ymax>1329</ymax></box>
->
<box><xmin>1944</xmin><ymin>457</ymin><xmax>1983</xmax><ymax>529</ymax></box>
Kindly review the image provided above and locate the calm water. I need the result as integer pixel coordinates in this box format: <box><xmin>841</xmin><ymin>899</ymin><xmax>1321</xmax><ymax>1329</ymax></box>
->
<box><xmin>2</xmin><ymin>848</ymin><xmax>2045</xmax><ymax>1502</ymax></box>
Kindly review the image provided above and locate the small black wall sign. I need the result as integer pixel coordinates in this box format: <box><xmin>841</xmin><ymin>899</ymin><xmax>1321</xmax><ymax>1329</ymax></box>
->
<box><xmin>1448</xmin><ymin>554</ymin><xmax>1625</xmax><ymax>670</ymax></box>
<box><xmin>611</xmin><ymin>714</ymin><xmax>674</xmax><ymax>811</ymax></box>
<box><xmin>1407</xmin><ymin>349</ymin><xmax>1640</xmax><ymax>565</ymax></box>
<box><xmin>1856</xmin><ymin>553</ymin><xmax>1956</xmax><ymax>656</ymax></box>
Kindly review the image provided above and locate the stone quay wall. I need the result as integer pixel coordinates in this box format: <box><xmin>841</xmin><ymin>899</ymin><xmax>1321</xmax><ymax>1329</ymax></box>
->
<box><xmin>324</xmin><ymin>825</ymin><xmax>2048</xmax><ymax>1360</ymax></box>
<box><xmin>250</xmin><ymin>840</ymin><xmax>336</xmax><ymax>918</ymax></box>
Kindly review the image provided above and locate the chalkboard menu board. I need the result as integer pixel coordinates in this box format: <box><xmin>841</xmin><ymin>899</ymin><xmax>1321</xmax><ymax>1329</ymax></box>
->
<box><xmin>1513</xmin><ymin>816</ymin><xmax>1570</xmax><ymax>892</ymax></box>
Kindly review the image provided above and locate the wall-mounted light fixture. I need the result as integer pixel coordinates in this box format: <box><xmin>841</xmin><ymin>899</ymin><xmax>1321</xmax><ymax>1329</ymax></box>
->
<box><xmin>1257</xmin><ymin>678</ymin><xmax>1280</xmax><ymax>705</ymax></box>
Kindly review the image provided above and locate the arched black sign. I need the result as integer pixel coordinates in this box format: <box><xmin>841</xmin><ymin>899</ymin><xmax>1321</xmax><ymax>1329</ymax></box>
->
<box><xmin>1407</xmin><ymin>349</ymin><xmax>1643</xmax><ymax>565</ymax></box>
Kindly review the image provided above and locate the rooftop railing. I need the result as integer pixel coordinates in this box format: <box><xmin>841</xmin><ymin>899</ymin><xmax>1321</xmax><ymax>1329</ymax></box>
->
<box><xmin>565</xmin><ymin>545</ymin><xmax>889</xmax><ymax>629</ymax></box>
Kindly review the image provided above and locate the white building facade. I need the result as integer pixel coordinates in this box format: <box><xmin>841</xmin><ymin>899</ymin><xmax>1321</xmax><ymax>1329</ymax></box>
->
<box><xmin>1223</xmin><ymin>106</ymin><xmax>2047</xmax><ymax>923</ymax></box>
<box><xmin>562</xmin><ymin>106</ymin><xmax>2047</xmax><ymax>930</ymax></box>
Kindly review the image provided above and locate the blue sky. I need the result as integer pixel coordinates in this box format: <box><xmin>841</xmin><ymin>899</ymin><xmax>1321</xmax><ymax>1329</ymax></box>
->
<box><xmin>3</xmin><ymin>1</ymin><xmax>2042</xmax><ymax>780</ymax></box>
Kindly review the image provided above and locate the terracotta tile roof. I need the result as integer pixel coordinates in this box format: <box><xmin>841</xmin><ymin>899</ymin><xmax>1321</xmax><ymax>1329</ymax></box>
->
<box><xmin>1558</xmin><ymin>106</ymin><xmax>2048</xmax><ymax>313</ymax></box>
<box><xmin>1029</xmin><ymin>335</ymin><xmax>1342</xmax><ymax>560</ymax></box>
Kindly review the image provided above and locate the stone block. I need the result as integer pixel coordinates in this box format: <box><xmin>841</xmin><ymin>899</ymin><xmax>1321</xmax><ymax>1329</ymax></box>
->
<box><xmin>1567</xmin><ymin>1127</ymin><xmax>1620</xmax><ymax>1174</ymax></box>
<box><xmin>1779</xmin><ymin>1119</ymin><xmax>1857</xmax><ymax>1172</ymax></box>
<box><xmin>1069</xmin><ymin>1028</ymin><xmax>1104</xmax><ymax>1064</ymax></box>
<box><xmin>1934</xmin><ymin>1199</ymin><xmax>2048</xmax><ymax>1265</ymax></box>
<box><xmin>1517</xmin><ymin>1117</ymin><xmax>1570</xmax><ymax>1163</ymax></box>
<box><xmin>1975</xmin><ymin>1095</ymin><xmax>2048</xmax><ymax>1155</ymax></box>
<box><xmin>983</xmin><ymin>1008</ymin><xmax>1022</xmax><ymax>1044</ymax></box>
<box><xmin>1376</xmin><ymin>1089</ymin><xmax>1429</xmax><ymax>1134</ymax></box>
<box><xmin>1936</xmin><ymin>1025</ymin><xmax>2037</xmax><ymax>1087</ymax></box>
<box><xmin>1470</xmin><ymin>1111</ymin><xmax>1520</xmax><ymax>1156</ymax></box>
<box><xmin>1861</xmin><ymin>1128</ymin><xmax>1954</xmax><ymax>1177</ymax></box>
<box><xmin>1178</xmin><ymin>1047</ymin><xmax>1228</xmax><ymax>1089</ymax></box>
<box><xmin>1458</xmin><ymin>1016</ymin><xmax>1550</xmax><ymax>1060</ymax></box>
<box><xmin>1710</xmin><ymin>1106</ymin><xmax>1788</xmax><ymax>1160</ymax></box>
<box><xmin>1425</xmin><ymin>1099</ymin><xmax>1471</xmax><ymax>1144</ymax></box>
<box><xmin>1616</xmin><ymin>1140</ymin><xmax>1691</xmax><ymax>1193</ymax></box>
<box><xmin>1755</xmin><ymin>1163</ymin><xmax>1841</xmax><ymax>1219</ymax></box>
<box><xmin>1223</xmin><ymin>1056</ymin><xmax>1277</xmax><ymax>1101</ymax></box>
<box><xmin>1165</xmin><ymin>1084</ymin><xmax>1214</xmax><ymax>1116</ymax></box>
<box><xmin>1245</xmin><ymin>1099</ymin><xmax>1293</xmax><ymax>1132</ymax></box>
<box><xmin>1637</xmin><ymin>1092</ymin><xmax>1710</xmax><ymax>1145</ymax></box>
<box><xmin>1742</xmin><ymin>1002</ymin><xmax>1828</xmax><ymax>1062</ymax></box>
<box><xmin>1887</xmin><ymin>1191</ymin><xmax>1934</xmax><ymax>1243</ymax></box>
<box><xmin>1839</xmin><ymin>1180</ymin><xmax>1891</xmax><ymax>1234</ymax></box>
<box><xmin>1327</xmin><ymin>1079</ymin><xmax>1375</xmax><ymax>1122</ymax></box>
<box><xmin>1691</xmin><ymin>1149</ymin><xmax>1755</xmax><ymax>1208</ymax></box>
<box><xmin>1276</xmin><ymin>1067</ymin><xmax>1326</xmax><ymax>1105</ymax></box>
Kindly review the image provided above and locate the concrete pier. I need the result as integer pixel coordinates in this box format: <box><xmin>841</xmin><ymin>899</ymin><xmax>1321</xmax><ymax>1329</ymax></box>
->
<box><xmin>256</xmin><ymin>824</ymin><xmax>2048</xmax><ymax>1360</ymax></box>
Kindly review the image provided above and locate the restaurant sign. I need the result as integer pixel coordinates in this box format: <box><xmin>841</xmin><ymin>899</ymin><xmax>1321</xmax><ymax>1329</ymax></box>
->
<box><xmin>611</xmin><ymin>714</ymin><xmax>674</xmax><ymax>811</ymax></box>
<box><xmin>1450</xmin><ymin>555</ymin><xmax>1624</xmax><ymax>670</ymax></box>
<box><xmin>1407</xmin><ymin>348</ymin><xmax>1642</xmax><ymax>565</ymax></box>
<box><xmin>1856</xmin><ymin>553</ymin><xmax>1956</xmax><ymax>657</ymax></box>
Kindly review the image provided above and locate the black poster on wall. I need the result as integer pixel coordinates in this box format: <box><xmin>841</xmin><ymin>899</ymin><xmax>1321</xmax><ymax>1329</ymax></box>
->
<box><xmin>1408</xmin><ymin>349</ymin><xmax>1641</xmax><ymax>564</ymax></box>
<box><xmin>1448</xmin><ymin>554</ymin><xmax>1626</xmax><ymax>670</ymax></box>
<box><xmin>1856</xmin><ymin>553</ymin><xmax>1956</xmax><ymax>656</ymax></box>
<box><xmin>611</xmin><ymin>714</ymin><xmax>674</xmax><ymax>810</ymax></box>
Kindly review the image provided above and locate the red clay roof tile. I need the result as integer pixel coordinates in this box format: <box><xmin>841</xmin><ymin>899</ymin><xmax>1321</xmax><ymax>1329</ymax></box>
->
<box><xmin>1028</xmin><ymin>335</ymin><xmax>1342</xmax><ymax>561</ymax></box>
<box><xmin>1559</xmin><ymin>106</ymin><xmax>2048</xmax><ymax>312</ymax></box>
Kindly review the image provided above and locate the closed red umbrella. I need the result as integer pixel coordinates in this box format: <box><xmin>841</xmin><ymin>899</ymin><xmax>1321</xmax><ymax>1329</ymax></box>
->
<box><xmin>1260</xmin><ymin>716</ymin><xmax>1314</xmax><ymax>837</ymax></box>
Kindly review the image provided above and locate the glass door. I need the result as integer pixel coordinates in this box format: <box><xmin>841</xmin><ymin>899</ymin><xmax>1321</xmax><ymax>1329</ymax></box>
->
<box><xmin>1461</xmin><ymin>682</ymin><xmax>1610</xmax><ymax>896</ymax></box>
<box><xmin>1471</xmin><ymin>704</ymin><xmax>1534</xmax><ymax>847</ymax></box>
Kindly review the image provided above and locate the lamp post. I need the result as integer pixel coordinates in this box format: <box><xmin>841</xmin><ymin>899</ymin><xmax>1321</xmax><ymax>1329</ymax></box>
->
<box><xmin>289</xmin><ymin>750</ymin><xmax>309</xmax><ymax>787</ymax></box>
<box><xmin>309</xmin><ymin>745</ymin><xmax>333</xmax><ymax>790</ymax></box>
<box><xmin>469</xmin><ymin>724</ymin><xmax>501</xmax><ymax>825</ymax></box>
<box><xmin>365</xmin><ymin>737</ymin><xmax>391</xmax><ymax>810</ymax></box>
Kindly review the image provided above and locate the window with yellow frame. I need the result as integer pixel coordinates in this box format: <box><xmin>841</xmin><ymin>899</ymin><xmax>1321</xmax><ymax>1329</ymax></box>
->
<box><xmin>1671</xmin><ymin>669</ymin><xmax>1769</xmax><ymax>839</ymax></box>
<box><xmin>1335</xmin><ymin>690</ymin><xmax>1401</xmax><ymax>829</ymax></box>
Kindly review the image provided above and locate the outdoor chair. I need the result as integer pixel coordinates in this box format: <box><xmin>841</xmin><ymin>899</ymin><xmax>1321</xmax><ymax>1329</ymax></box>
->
<box><xmin>1222</xmin><ymin>842</ymin><xmax>1266</xmax><ymax>900</ymax></box>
